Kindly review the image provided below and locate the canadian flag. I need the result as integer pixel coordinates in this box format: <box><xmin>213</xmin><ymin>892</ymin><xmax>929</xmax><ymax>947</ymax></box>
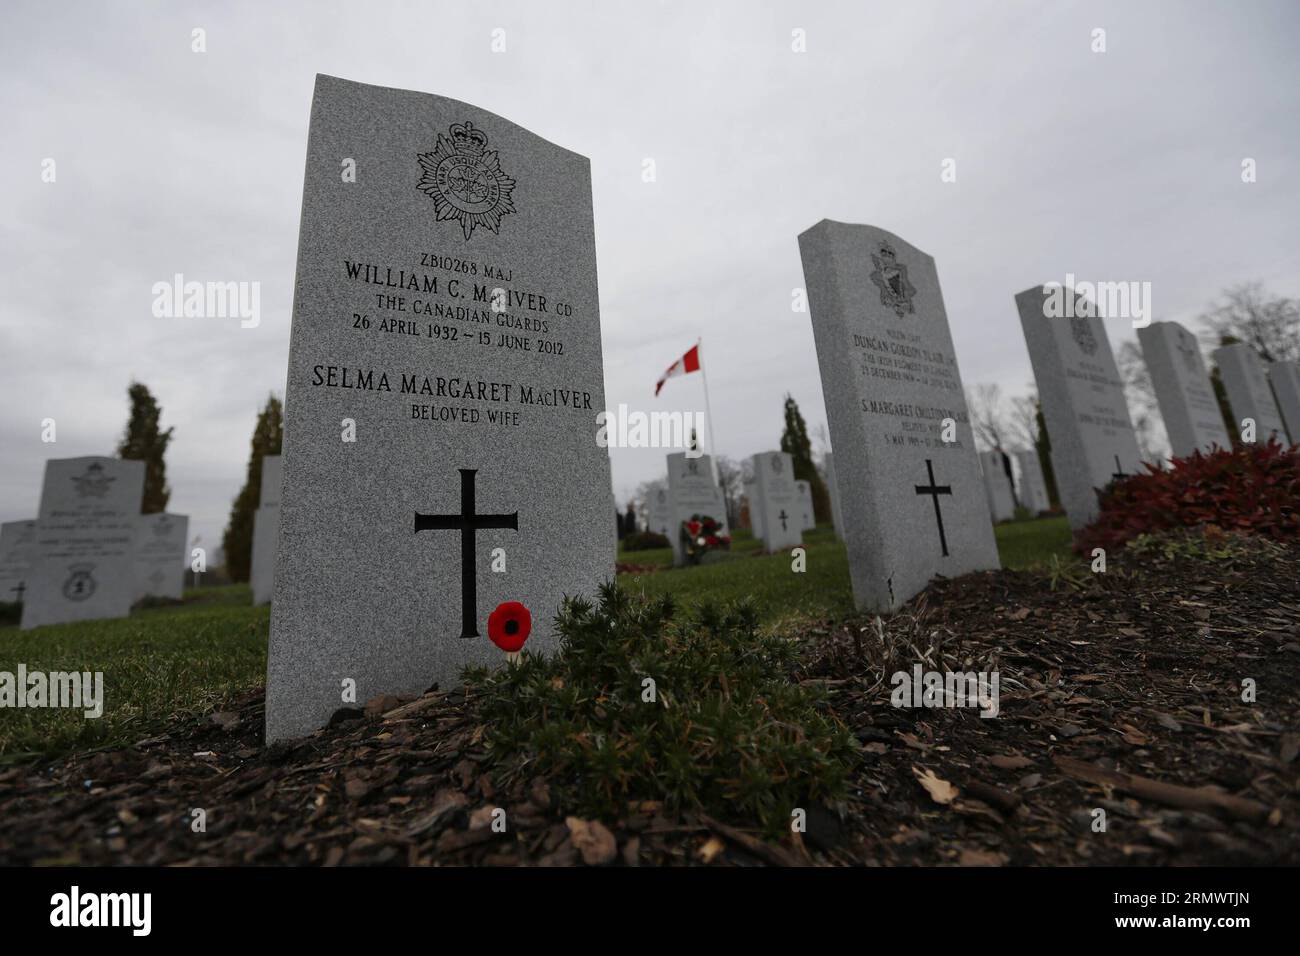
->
<box><xmin>654</xmin><ymin>344</ymin><xmax>701</xmax><ymax>396</ymax></box>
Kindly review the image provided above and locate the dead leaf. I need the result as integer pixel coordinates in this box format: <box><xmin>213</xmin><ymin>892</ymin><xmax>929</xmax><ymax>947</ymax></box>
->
<box><xmin>697</xmin><ymin>835</ymin><xmax>726</xmax><ymax>864</ymax></box>
<box><xmin>566</xmin><ymin>816</ymin><xmax>617</xmax><ymax>866</ymax></box>
<box><xmin>913</xmin><ymin>765</ymin><xmax>958</xmax><ymax>805</ymax></box>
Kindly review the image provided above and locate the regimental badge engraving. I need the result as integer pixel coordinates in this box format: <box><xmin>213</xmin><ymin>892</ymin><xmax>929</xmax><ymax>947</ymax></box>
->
<box><xmin>416</xmin><ymin>121</ymin><xmax>517</xmax><ymax>240</ymax></box>
<box><xmin>771</xmin><ymin>455</ymin><xmax>783</xmax><ymax>474</ymax></box>
<box><xmin>869</xmin><ymin>242</ymin><xmax>917</xmax><ymax>318</ymax></box>
<box><xmin>62</xmin><ymin>563</ymin><xmax>97</xmax><ymax>602</ymax></box>
<box><xmin>1176</xmin><ymin>330</ymin><xmax>1200</xmax><ymax>373</ymax></box>
<box><xmin>1070</xmin><ymin>315</ymin><xmax>1098</xmax><ymax>356</ymax></box>
<box><xmin>71</xmin><ymin>462</ymin><xmax>115</xmax><ymax>499</ymax></box>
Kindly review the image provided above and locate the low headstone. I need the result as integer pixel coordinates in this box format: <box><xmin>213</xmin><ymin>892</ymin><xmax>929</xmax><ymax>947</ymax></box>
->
<box><xmin>1012</xmin><ymin>450</ymin><xmax>1052</xmax><ymax>514</ymax></box>
<box><xmin>265</xmin><ymin>76</ymin><xmax>614</xmax><ymax>742</ymax></box>
<box><xmin>1212</xmin><ymin>343</ymin><xmax>1286</xmax><ymax>445</ymax></box>
<box><xmin>1267</xmin><ymin>361</ymin><xmax>1300</xmax><ymax>445</ymax></box>
<box><xmin>795</xmin><ymin>480</ymin><xmax>816</xmax><ymax>530</ymax></box>
<box><xmin>0</xmin><ymin>520</ymin><xmax>37</xmax><ymax>604</ymax></box>
<box><xmin>1015</xmin><ymin>285</ymin><xmax>1142</xmax><ymax>531</ymax></box>
<box><xmin>743</xmin><ymin>478</ymin><xmax>765</xmax><ymax>539</ymax></box>
<box><xmin>979</xmin><ymin>450</ymin><xmax>1016</xmax><ymax>523</ymax></box>
<box><xmin>750</xmin><ymin>451</ymin><xmax>802</xmax><ymax>552</ymax></box>
<box><xmin>823</xmin><ymin>453</ymin><xmax>844</xmax><ymax>539</ymax></box>
<box><xmin>665</xmin><ymin>453</ymin><xmax>728</xmax><ymax>565</ymax></box>
<box><xmin>21</xmin><ymin>457</ymin><xmax>145</xmax><ymax>629</ymax></box>
<box><xmin>250</xmin><ymin>455</ymin><xmax>281</xmax><ymax>606</ymax></box>
<box><xmin>646</xmin><ymin>486</ymin><xmax>672</xmax><ymax>537</ymax></box>
<box><xmin>799</xmin><ymin>221</ymin><xmax>999</xmax><ymax>611</ymax></box>
<box><xmin>133</xmin><ymin>513</ymin><xmax>189</xmax><ymax>601</ymax></box>
<box><xmin>1137</xmin><ymin>321</ymin><xmax>1231</xmax><ymax>457</ymax></box>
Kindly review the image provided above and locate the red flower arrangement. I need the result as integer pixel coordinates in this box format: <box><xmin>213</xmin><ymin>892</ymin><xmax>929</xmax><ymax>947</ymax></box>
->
<box><xmin>487</xmin><ymin>601</ymin><xmax>532</xmax><ymax>662</ymax></box>
<box><xmin>679</xmin><ymin>514</ymin><xmax>731</xmax><ymax>564</ymax></box>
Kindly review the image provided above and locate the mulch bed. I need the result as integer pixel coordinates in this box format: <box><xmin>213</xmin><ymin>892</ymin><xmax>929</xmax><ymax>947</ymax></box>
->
<box><xmin>1</xmin><ymin>542</ymin><xmax>1297</xmax><ymax>866</ymax></box>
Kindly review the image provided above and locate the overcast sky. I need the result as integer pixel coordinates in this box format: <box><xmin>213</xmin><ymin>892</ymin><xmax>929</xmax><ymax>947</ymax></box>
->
<box><xmin>2</xmin><ymin>0</ymin><xmax>1298</xmax><ymax>551</ymax></box>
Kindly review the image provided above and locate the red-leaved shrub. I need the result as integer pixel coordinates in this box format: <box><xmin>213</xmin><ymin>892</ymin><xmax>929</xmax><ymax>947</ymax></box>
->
<box><xmin>1075</xmin><ymin>439</ymin><xmax>1300</xmax><ymax>554</ymax></box>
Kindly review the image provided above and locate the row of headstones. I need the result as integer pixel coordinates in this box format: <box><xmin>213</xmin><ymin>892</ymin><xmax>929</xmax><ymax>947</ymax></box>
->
<box><xmin>640</xmin><ymin>451</ymin><xmax>823</xmax><ymax>565</ymax></box>
<box><xmin>797</xmin><ymin>220</ymin><xmax>1300</xmax><ymax>621</ymax></box>
<box><xmin>0</xmin><ymin>457</ymin><xmax>189</xmax><ymax>629</ymax></box>
<box><xmin>247</xmin><ymin>78</ymin><xmax>1296</xmax><ymax>741</ymax></box>
<box><xmin>976</xmin><ymin>322</ymin><xmax>1299</xmax><ymax>525</ymax></box>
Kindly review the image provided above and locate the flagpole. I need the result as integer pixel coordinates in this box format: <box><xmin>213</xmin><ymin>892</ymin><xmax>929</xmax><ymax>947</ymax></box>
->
<box><xmin>698</xmin><ymin>337</ymin><xmax>720</xmax><ymax>485</ymax></box>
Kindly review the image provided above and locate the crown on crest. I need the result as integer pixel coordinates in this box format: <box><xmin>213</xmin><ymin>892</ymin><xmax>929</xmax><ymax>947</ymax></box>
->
<box><xmin>449</xmin><ymin>122</ymin><xmax>488</xmax><ymax>157</ymax></box>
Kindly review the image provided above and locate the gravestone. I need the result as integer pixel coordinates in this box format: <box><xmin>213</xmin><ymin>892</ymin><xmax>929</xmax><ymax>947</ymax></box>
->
<box><xmin>1212</xmin><ymin>343</ymin><xmax>1286</xmax><ymax>445</ymax></box>
<box><xmin>979</xmin><ymin>450</ymin><xmax>1016</xmax><ymax>523</ymax></box>
<box><xmin>665</xmin><ymin>453</ymin><xmax>728</xmax><ymax>566</ymax></box>
<box><xmin>1012</xmin><ymin>449</ymin><xmax>1051</xmax><ymax>514</ymax></box>
<box><xmin>0</xmin><ymin>520</ymin><xmax>37</xmax><ymax>604</ymax></box>
<box><xmin>743</xmin><ymin>478</ymin><xmax>765</xmax><ymax>539</ymax></box>
<box><xmin>795</xmin><ymin>480</ymin><xmax>816</xmax><ymax>530</ymax></box>
<box><xmin>823</xmin><ymin>453</ymin><xmax>844</xmax><ymax>539</ymax></box>
<box><xmin>749</xmin><ymin>451</ymin><xmax>802</xmax><ymax>552</ymax></box>
<box><xmin>1137</xmin><ymin>321</ymin><xmax>1231</xmax><ymax>457</ymax></box>
<box><xmin>1015</xmin><ymin>285</ymin><xmax>1142</xmax><ymax>531</ymax></box>
<box><xmin>1267</xmin><ymin>361</ymin><xmax>1300</xmax><ymax>444</ymax></box>
<box><xmin>21</xmin><ymin>457</ymin><xmax>145</xmax><ymax>629</ymax></box>
<box><xmin>646</xmin><ymin>486</ymin><xmax>672</xmax><ymax>537</ymax></box>
<box><xmin>799</xmin><ymin>221</ymin><xmax>999</xmax><ymax>611</ymax></box>
<box><xmin>133</xmin><ymin>513</ymin><xmax>189</xmax><ymax>601</ymax></box>
<box><xmin>250</xmin><ymin>455</ymin><xmax>281</xmax><ymax>606</ymax></box>
<box><xmin>266</xmin><ymin>75</ymin><xmax>614</xmax><ymax>742</ymax></box>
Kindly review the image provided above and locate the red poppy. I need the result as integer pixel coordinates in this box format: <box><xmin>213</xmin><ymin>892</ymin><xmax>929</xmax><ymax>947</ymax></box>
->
<box><xmin>686</xmin><ymin>520</ymin><xmax>702</xmax><ymax>537</ymax></box>
<box><xmin>487</xmin><ymin>601</ymin><xmax>532</xmax><ymax>653</ymax></box>
<box><xmin>705</xmin><ymin>535</ymin><xmax>719</xmax><ymax>546</ymax></box>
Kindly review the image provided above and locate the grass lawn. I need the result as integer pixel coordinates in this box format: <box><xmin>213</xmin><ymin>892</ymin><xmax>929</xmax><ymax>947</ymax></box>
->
<box><xmin>0</xmin><ymin>515</ymin><xmax>1075</xmax><ymax>760</ymax></box>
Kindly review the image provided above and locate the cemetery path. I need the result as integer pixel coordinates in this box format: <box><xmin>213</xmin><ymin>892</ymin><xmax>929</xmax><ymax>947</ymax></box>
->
<box><xmin>0</xmin><ymin>537</ymin><xmax>1297</xmax><ymax>866</ymax></box>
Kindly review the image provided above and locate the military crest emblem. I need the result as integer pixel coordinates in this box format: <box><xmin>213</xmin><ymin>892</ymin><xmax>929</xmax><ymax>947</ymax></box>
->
<box><xmin>868</xmin><ymin>242</ymin><xmax>917</xmax><ymax>318</ymax></box>
<box><xmin>71</xmin><ymin>462</ymin><xmax>115</xmax><ymax>499</ymax></box>
<box><xmin>1069</xmin><ymin>315</ymin><xmax>1098</xmax><ymax>356</ymax></box>
<box><xmin>62</xmin><ymin>563</ymin><xmax>97</xmax><ymax>602</ymax></box>
<box><xmin>771</xmin><ymin>455</ymin><xmax>784</xmax><ymax>474</ymax></box>
<box><xmin>417</xmin><ymin>121</ymin><xmax>517</xmax><ymax>240</ymax></box>
<box><xmin>1175</xmin><ymin>331</ymin><xmax>1200</xmax><ymax>374</ymax></box>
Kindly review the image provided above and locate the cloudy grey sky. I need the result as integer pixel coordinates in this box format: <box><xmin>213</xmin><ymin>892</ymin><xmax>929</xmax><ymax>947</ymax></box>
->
<box><xmin>2</xmin><ymin>0</ymin><xmax>1298</xmax><ymax>550</ymax></box>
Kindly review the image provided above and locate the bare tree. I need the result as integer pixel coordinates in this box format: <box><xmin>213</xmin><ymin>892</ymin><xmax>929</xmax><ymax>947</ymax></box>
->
<box><xmin>1117</xmin><ymin>339</ymin><xmax>1169</xmax><ymax>462</ymax></box>
<box><xmin>714</xmin><ymin>455</ymin><xmax>745</xmax><ymax>527</ymax></box>
<box><xmin>965</xmin><ymin>383</ymin><xmax>1010</xmax><ymax>452</ymax></box>
<box><xmin>633</xmin><ymin>477</ymin><xmax>666</xmax><ymax>531</ymax></box>
<box><xmin>1198</xmin><ymin>282</ymin><xmax>1300</xmax><ymax>362</ymax></box>
<box><xmin>1007</xmin><ymin>390</ymin><xmax>1041</xmax><ymax>451</ymax></box>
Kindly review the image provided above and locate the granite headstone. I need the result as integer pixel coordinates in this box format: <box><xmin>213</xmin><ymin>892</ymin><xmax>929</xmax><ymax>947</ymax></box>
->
<box><xmin>1212</xmin><ymin>343</ymin><xmax>1286</xmax><ymax>445</ymax></box>
<box><xmin>799</xmin><ymin>221</ymin><xmax>999</xmax><ymax>611</ymax></box>
<box><xmin>0</xmin><ymin>519</ymin><xmax>37</xmax><ymax>604</ymax></box>
<box><xmin>1267</xmin><ymin>360</ymin><xmax>1300</xmax><ymax>444</ymax></box>
<box><xmin>750</xmin><ymin>451</ymin><xmax>802</xmax><ymax>552</ymax></box>
<box><xmin>1011</xmin><ymin>449</ymin><xmax>1051</xmax><ymax>515</ymax></box>
<box><xmin>1015</xmin><ymin>285</ymin><xmax>1142</xmax><ymax>531</ymax></box>
<box><xmin>1137</xmin><ymin>321</ymin><xmax>1231</xmax><ymax>457</ymax></box>
<box><xmin>795</xmin><ymin>480</ymin><xmax>816</xmax><ymax>530</ymax></box>
<box><xmin>265</xmin><ymin>76</ymin><xmax>614</xmax><ymax>741</ymax></box>
<box><xmin>250</xmin><ymin>455</ymin><xmax>281</xmax><ymax>607</ymax></box>
<box><xmin>665</xmin><ymin>453</ymin><xmax>728</xmax><ymax>566</ymax></box>
<box><xmin>133</xmin><ymin>512</ymin><xmax>189</xmax><ymax>601</ymax></box>
<box><xmin>21</xmin><ymin>457</ymin><xmax>145</xmax><ymax>629</ymax></box>
<box><xmin>979</xmin><ymin>450</ymin><xmax>1016</xmax><ymax>523</ymax></box>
